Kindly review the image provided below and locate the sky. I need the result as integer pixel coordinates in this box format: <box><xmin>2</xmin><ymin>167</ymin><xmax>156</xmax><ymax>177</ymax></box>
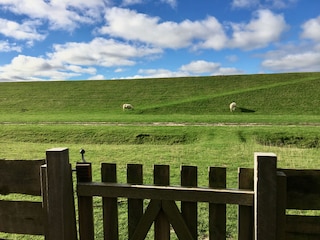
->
<box><xmin>0</xmin><ymin>0</ymin><xmax>319</xmax><ymax>82</ymax></box>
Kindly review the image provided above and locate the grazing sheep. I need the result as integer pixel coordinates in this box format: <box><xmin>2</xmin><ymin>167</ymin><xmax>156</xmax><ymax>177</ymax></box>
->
<box><xmin>123</xmin><ymin>103</ymin><xmax>134</xmax><ymax>110</ymax></box>
<box><xmin>229</xmin><ymin>102</ymin><xmax>237</xmax><ymax>112</ymax></box>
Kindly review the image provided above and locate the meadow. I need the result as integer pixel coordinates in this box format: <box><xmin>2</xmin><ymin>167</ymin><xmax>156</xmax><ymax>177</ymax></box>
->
<box><xmin>0</xmin><ymin>72</ymin><xmax>320</xmax><ymax>239</ymax></box>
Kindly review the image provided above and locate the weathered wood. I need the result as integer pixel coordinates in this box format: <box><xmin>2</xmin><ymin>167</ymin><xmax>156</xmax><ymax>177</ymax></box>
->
<box><xmin>162</xmin><ymin>200</ymin><xmax>194</xmax><ymax>240</ymax></box>
<box><xmin>286</xmin><ymin>215</ymin><xmax>320</xmax><ymax>234</ymax></box>
<box><xmin>238</xmin><ymin>168</ymin><xmax>254</xmax><ymax>240</ymax></box>
<box><xmin>181</xmin><ymin>165</ymin><xmax>198</xmax><ymax>239</ymax></box>
<box><xmin>209</xmin><ymin>167</ymin><xmax>226</xmax><ymax>240</ymax></box>
<box><xmin>0</xmin><ymin>159</ymin><xmax>44</xmax><ymax>195</ymax></box>
<box><xmin>254</xmin><ymin>152</ymin><xmax>277</xmax><ymax>240</ymax></box>
<box><xmin>77</xmin><ymin>182</ymin><xmax>254</xmax><ymax>205</ymax></box>
<box><xmin>276</xmin><ymin>171</ymin><xmax>287</xmax><ymax>240</ymax></box>
<box><xmin>41</xmin><ymin>164</ymin><xmax>49</xmax><ymax>240</ymax></box>
<box><xmin>101</xmin><ymin>163</ymin><xmax>119</xmax><ymax>240</ymax></box>
<box><xmin>45</xmin><ymin>148</ymin><xmax>77</xmax><ymax>240</ymax></box>
<box><xmin>76</xmin><ymin>162</ymin><xmax>94</xmax><ymax>240</ymax></box>
<box><xmin>127</xmin><ymin>164</ymin><xmax>143</xmax><ymax>239</ymax></box>
<box><xmin>285</xmin><ymin>233</ymin><xmax>320</xmax><ymax>240</ymax></box>
<box><xmin>131</xmin><ymin>200</ymin><xmax>162</xmax><ymax>240</ymax></box>
<box><xmin>0</xmin><ymin>200</ymin><xmax>44</xmax><ymax>235</ymax></box>
<box><xmin>154</xmin><ymin>165</ymin><xmax>170</xmax><ymax>240</ymax></box>
<box><xmin>279</xmin><ymin>168</ymin><xmax>320</xmax><ymax>210</ymax></box>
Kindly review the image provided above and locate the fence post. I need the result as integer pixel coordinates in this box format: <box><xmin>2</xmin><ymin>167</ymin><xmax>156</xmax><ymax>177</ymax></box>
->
<box><xmin>154</xmin><ymin>165</ymin><xmax>170</xmax><ymax>240</ymax></box>
<box><xmin>102</xmin><ymin>163</ymin><xmax>119</xmax><ymax>240</ymax></box>
<box><xmin>254</xmin><ymin>152</ymin><xmax>277</xmax><ymax>240</ymax></box>
<box><xmin>44</xmin><ymin>147</ymin><xmax>77</xmax><ymax>240</ymax></box>
<box><xmin>238</xmin><ymin>168</ymin><xmax>254</xmax><ymax>240</ymax></box>
<box><xmin>127</xmin><ymin>164</ymin><xmax>143</xmax><ymax>239</ymax></box>
<box><xmin>76</xmin><ymin>161</ymin><xmax>94</xmax><ymax>240</ymax></box>
<box><xmin>41</xmin><ymin>164</ymin><xmax>49</xmax><ymax>240</ymax></box>
<box><xmin>181</xmin><ymin>165</ymin><xmax>198</xmax><ymax>239</ymax></box>
<box><xmin>209</xmin><ymin>167</ymin><xmax>226</xmax><ymax>240</ymax></box>
<box><xmin>276</xmin><ymin>171</ymin><xmax>286</xmax><ymax>240</ymax></box>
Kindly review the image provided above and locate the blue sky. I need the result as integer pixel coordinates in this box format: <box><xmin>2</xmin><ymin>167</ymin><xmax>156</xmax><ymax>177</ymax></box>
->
<box><xmin>0</xmin><ymin>0</ymin><xmax>319</xmax><ymax>81</ymax></box>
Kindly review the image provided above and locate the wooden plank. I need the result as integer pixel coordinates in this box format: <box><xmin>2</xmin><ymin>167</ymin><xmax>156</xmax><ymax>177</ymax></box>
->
<box><xmin>0</xmin><ymin>200</ymin><xmax>44</xmax><ymax>235</ymax></box>
<box><xmin>77</xmin><ymin>182</ymin><xmax>254</xmax><ymax>205</ymax></box>
<box><xmin>209</xmin><ymin>167</ymin><xmax>226</xmax><ymax>240</ymax></box>
<box><xmin>154</xmin><ymin>165</ymin><xmax>170</xmax><ymax>240</ymax></box>
<box><xmin>131</xmin><ymin>199</ymin><xmax>162</xmax><ymax>240</ymax></box>
<box><xmin>76</xmin><ymin>162</ymin><xmax>94</xmax><ymax>240</ymax></box>
<box><xmin>276</xmin><ymin>171</ymin><xmax>287</xmax><ymax>240</ymax></box>
<box><xmin>285</xmin><ymin>232</ymin><xmax>320</xmax><ymax>240</ymax></box>
<box><xmin>162</xmin><ymin>200</ymin><xmax>194</xmax><ymax>240</ymax></box>
<box><xmin>45</xmin><ymin>148</ymin><xmax>77</xmax><ymax>240</ymax></box>
<box><xmin>0</xmin><ymin>159</ymin><xmax>44</xmax><ymax>196</ymax></box>
<box><xmin>181</xmin><ymin>165</ymin><xmax>198</xmax><ymax>239</ymax></box>
<box><xmin>127</xmin><ymin>164</ymin><xmax>143</xmax><ymax>239</ymax></box>
<box><xmin>238</xmin><ymin>168</ymin><xmax>254</xmax><ymax>240</ymax></box>
<box><xmin>41</xmin><ymin>164</ymin><xmax>49</xmax><ymax>240</ymax></box>
<box><xmin>286</xmin><ymin>215</ymin><xmax>320</xmax><ymax>235</ymax></box>
<box><xmin>101</xmin><ymin>163</ymin><xmax>119</xmax><ymax>240</ymax></box>
<box><xmin>254</xmin><ymin>152</ymin><xmax>277</xmax><ymax>240</ymax></box>
<box><xmin>279</xmin><ymin>169</ymin><xmax>320</xmax><ymax>210</ymax></box>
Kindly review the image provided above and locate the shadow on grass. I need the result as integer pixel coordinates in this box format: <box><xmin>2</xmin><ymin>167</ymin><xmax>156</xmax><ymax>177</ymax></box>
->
<box><xmin>239</xmin><ymin>107</ymin><xmax>256</xmax><ymax>113</ymax></box>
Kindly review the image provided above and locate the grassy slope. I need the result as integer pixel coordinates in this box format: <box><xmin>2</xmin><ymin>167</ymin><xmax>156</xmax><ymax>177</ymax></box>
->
<box><xmin>0</xmin><ymin>72</ymin><xmax>319</xmax><ymax>122</ymax></box>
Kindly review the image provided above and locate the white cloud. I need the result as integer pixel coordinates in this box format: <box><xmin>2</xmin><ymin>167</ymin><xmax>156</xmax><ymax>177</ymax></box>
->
<box><xmin>0</xmin><ymin>40</ymin><xmax>21</xmax><ymax>52</ymax></box>
<box><xmin>232</xmin><ymin>0</ymin><xmax>297</xmax><ymax>9</ymax></box>
<box><xmin>301</xmin><ymin>16</ymin><xmax>320</xmax><ymax>41</ymax></box>
<box><xmin>0</xmin><ymin>0</ymin><xmax>108</xmax><ymax>31</ymax></box>
<box><xmin>99</xmin><ymin>7</ymin><xmax>207</xmax><ymax>49</ymax></box>
<box><xmin>0</xmin><ymin>37</ymin><xmax>163</xmax><ymax>81</ymax></box>
<box><xmin>180</xmin><ymin>60</ymin><xmax>220</xmax><ymax>74</ymax></box>
<box><xmin>228</xmin><ymin>9</ymin><xmax>288</xmax><ymax>50</ymax></box>
<box><xmin>98</xmin><ymin>7</ymin><xmax>227</xmax><ymax>49</ymax></box>
<box><xmin>0</xmin><ymin>54</ymin><xmax>96</xmax><ymax>81</ymax></box>
<box><xmin>98</xmin><ymin>8</ymin><xmax>286</xmax><ymax>51</ymax></box>
<box><xmin>160</xmin><ymin>0</ymin><xmax>177</xmax><ymax>8</ymax></box>
<box><xmin>135</xmin><ymin>68</ymin><xmax>186</xmax><ymax>78</ymax></box>
<box><xmin>261</xmin><ymin>15</ymin><xmax>320</xmax><ymax>73</ymax></box>
<box><xmin>180</xmin><ymin>60</ymin><xmax>244</xmax><ymax>75</ymax></box>
<box><xmin>87</xmin><ymin>74</ymin><xmax>105</xmax><ymax>80</ymax></box>
<box><xmin>121</xmin><ymin>0</ymin><xmax>176</xmax><ymax>8</ymax></box>
<box><xmin>0</xmin><ymin>18</ymin><xmax>46</xmax><ymax>43</ymax></box>
<box><xmin>267</xmin><ymin>0</ymin><xmax>298</xmax><ymax>9</ymax></box>
<box><xmin>121</xmin><ymin>0</ymin><xmax>143</xmax><ymax>6</ymax></box>
<box><xmin>49</xmin><ymin>37</ymin><xmax>162</xmax><ymax>67</ymax></box>
<box><xmin>125</xmin><ymin>60</ymin><xmax>244</xmax><ymax>79</ymax></box>
<box><xmin>261</xmin><ymin>43</ymin><xmax>320</xmax><ymax>72</ymax></box>
<box><xmin>232</xmin><ymin>0</ymin><xmax>258</xmax><ymax>8</ymax></box>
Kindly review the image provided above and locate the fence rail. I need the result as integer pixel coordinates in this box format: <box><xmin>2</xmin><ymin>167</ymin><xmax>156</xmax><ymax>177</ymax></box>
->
<box><xmin>77</xmin><ymin>182</ymin><xmax>254</xmax><ymax>205</ymax></box>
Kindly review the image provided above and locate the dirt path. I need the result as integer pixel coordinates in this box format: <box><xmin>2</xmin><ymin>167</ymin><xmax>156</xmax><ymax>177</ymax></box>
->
<box><xmin>1</xmin><ymin>121</ymin><xmax>320</xmax><ymax>127</ymax></box>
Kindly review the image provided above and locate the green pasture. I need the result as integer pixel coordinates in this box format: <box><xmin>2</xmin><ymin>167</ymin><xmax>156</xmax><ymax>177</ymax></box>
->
<box><xmin>0</xmin><ymin>72</ymin><xmax>320</xmax><ymax>123</ymax></box>
<box><xmin>0</xmin><ymin>72</ymin><xmax>320</xmax><ymax>239</ymax></box>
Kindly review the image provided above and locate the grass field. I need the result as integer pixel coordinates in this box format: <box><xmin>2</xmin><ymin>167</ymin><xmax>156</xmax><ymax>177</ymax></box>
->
<box><xmin>0</xmin><ymin>72</ymin><xmax>320</xmax><ymax>239</ymax></box>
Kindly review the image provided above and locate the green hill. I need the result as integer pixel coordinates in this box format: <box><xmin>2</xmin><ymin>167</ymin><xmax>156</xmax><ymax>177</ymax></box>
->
<box><xmin>0</xmin><ymin>72</ymin><xmax>319</xmax><ymax>122</ymax></box>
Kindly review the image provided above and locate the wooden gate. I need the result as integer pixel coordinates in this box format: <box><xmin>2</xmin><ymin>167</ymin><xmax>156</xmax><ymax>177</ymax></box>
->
<box><xmin>75</xmin><ymin>153</ymin><xmax>285</xmax><ymax>240</ymax></box>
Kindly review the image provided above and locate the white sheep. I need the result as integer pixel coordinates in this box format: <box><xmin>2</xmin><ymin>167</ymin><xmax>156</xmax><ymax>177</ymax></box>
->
<box><xmin>229</xmin><ymin>102</ymin><xmax>237</xmax><ymax>112</ymax></box>
<box><xmin>122</xmin><ymin>103</ymin><xmax>134</xmax><ymax>110</ymax></box>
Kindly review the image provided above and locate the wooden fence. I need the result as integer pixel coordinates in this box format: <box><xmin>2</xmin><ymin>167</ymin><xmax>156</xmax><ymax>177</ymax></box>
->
<box><xmin>0</xmin><ymin>148</ymin><xmax>78</xmax><ymax>240</ymax></box>
<box><xmin>1</xmin><ymin>148</ymin><xmax>320</xmax><ymax>240</ymax></box>
<box><xmin>75</xmin><ymin>152</ymin><xmax>284</xmax><ymax>240</ymax></box>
